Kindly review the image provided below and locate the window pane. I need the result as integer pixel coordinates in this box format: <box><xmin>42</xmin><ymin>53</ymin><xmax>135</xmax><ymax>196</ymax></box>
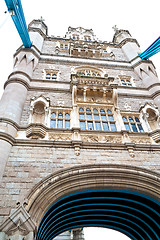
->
<box><xmin>129</xmin><ymin>117</ymin><xmax>134</xmax><ymax>122</ymax></box>
<box><xmin>131</xmin><ymin>123</ymin><xmax>138</xmax><ymax>132</ymax></box>
<box><xmin>93</xmin><ymin>108</ymin><xmax>98</xmax><ymax>113</ymax></box>
<box><xmin>94</xmin><ymin>114</ymin><xmax>100</xmax><ymax>120</ymax></box>
<box><xmin>65</xmin><ymin>113</ymin><xmax>70</xmax><ymax>119</ymax></box>
<box><xmin>79</xmin><ymin>108</ymin><xmax>84</xmax><ymax>112</ymax></box>
<box><xmin>65</xmin><ymin>120</ymin><xmax>70</xmax><ymax>129</ymax></box>
<box><xmin>50</xmin><ymin>120</ymin><xmax>56</xmax><ymax>128</ymax></box>
<box><xmin>101</xmin><ymin>115</ymin><xmax>107</xmax><ymax>121</ymax></box>
<box><xmin>87</xmin><ymin>121</ymin><xmax>94</xmax><ymax>130</ymax></box>
<box><xmin>107</xmin><ymin>109</ymin><xmax>112</xmax><ymax>114</ymax></box>
<box><xmin>51</xmin><ymin>112</ymin><xmax>56</xmax><ymax>118</ymax></box>
<box><xmin>58</xmin><ymin>119</ymin><xmax>63</xmax><ymax>128</ymax></box>
<box><xmin>86</xmin><ymin>108</ymin><xmax>91</xmax><ymax>112</ymax></box>
<box><xmin>102</xmin><ymin>122</ymin><xmax>109</xmax><ymax>131</ymax></box>
<box><xmin>79</xmin><ymin>113</ymin><xmax>85</xmax><ymax>119</ymax></box>
<box><xmin>110</xmin><ymin>123</ymin><xmax>117</xmax><ymax>131</ymax></box>
<box><xmin>100</xmin><ymin>109</ymin><xmax>105</xmax><ymax>113</ymax></box>
<box><xmin>58</xmin><ymin>113</ymin><xmax>63</xmax><ymax>118</ymax></box>
<box><xmin>122</xmin><ymin>116</ymin><xmax>127</xmax><ymax>122</ymax></box>
<box><xmin>108</xmin><ymin>115</ymin><xmax>114</xmax><ymax>121</ymax></box>
<box><xmin>135</xmin><ymin>117</ymin><xmax>140</xmax><ymax>122</ymax></box>
<box><xmin>95</xmin><ymin>122</ymin><xmax>101</xmax><ymax>130</ymax></box>
<box><xmin>87</xmin><ymin>114</ymin><xmax>92</xmax><ymax>120</ymax></box>
<box><xmin>124</xmin><ymin>123</ymin><xmax>131</xmax><ymax>132</ymax></box>
<box><xmin>138</xmin><ymin>124</ymin><xmax>144</xmax><ymax>132</ymax></box>
<box><xmin>80</xmin><ymin>121</ymin><xmax>86</xmax><ymax>130</ymax></box>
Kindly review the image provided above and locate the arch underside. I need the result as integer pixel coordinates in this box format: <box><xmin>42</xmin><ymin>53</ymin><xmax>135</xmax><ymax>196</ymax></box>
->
<box><xmin>37</xmin><ymin>189</ymin><xmax>160</xmax><ymax>240</ymax></box>
<box><xmin>26</xmin><ymin>164</ymin><xmax>160</xmax><ymax>240</ymax></box>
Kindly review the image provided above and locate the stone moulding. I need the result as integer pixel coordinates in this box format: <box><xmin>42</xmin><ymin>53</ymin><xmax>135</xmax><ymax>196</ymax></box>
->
<box><xmin>25</xmin><ymin>164</ymin><xmax>160</xmax><ymax>226</ymax></box>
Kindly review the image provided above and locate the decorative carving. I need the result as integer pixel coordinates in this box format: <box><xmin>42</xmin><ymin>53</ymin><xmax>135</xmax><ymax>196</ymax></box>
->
<box><xmin>130</xmin><ymin>137</ymin><xmax>151</xmax><ymax>144</ymax></box>
<box><xmin>49</xmin><ymin>134</ymin><xmax>72</xmax><ymax>141</ymax></box>
<box><xmin>82</xmin><ymin>134</ymin><xmax>122</xmax><ymax>144</ymax></box>
<box><xmin>0</xmin><ymin>205</ymin><xmax>35</xmax><ymax>238</ymax></box>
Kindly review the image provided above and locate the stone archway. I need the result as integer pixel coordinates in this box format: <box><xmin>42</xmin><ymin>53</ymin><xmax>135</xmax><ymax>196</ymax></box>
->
<box><xmin>25</xmin><ymin>164</ymin><xmax>160</xmax><ymax>239</ymax></box>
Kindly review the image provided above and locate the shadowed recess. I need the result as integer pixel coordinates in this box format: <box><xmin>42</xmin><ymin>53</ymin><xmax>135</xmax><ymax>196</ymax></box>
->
<box><xmin>36</xmin><ymin>189</ymin><xmax>160</xmax><ymax>240</ymax></box>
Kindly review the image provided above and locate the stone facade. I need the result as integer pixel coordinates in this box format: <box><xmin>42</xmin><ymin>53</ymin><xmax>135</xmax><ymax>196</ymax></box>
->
<box><xmin>0</xmin><ymin>19</ymin><xmax>160</xmax><ymax>240</ymax></box>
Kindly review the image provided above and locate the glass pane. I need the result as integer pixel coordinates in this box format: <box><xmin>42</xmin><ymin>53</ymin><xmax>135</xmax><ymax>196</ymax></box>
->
<box><xmin>102</xmin><ymin>122</ymin><xmax>109</xmax><ymax>131</ymax></box>
<box><xmin>122</xmin><ymin>116</ymin><xmax>127</xmax><ymax>122</ymax></box>
<box><xmin>58</xmin><ymin>119</ymin><xmax>63</xmax><ymax>128</ymax></box>
<box><xmin>46</xmin><ymin>73</ymin><xmax>51</xmax><ymax>77</ymax></box>
<box><xmin>101</xmin><ymin>115</ymin><xmax>107</xmax><ymax>121</ymax></box>
<box><xmin>131</xmin><ymin>123</ymin><xmax>138</xmax><ymax>132</ymax></box>
<box><xmin>100</xmin><ymin>109</ymin><xmax>105</xmax><ymax>113</ymax></box>
<box><xmin>122</xmin><ymin>83</ymin><xmax>127</xmax><ymax>86</ymax></box>
<box><xmin>110</xmin><ymin>123</ymin><xmax>117</xmax><ymax>131</ymax></box>
<box><xmin>58</xmin><ymin>113</ymin><xmax>63</xmax><ymax>118</ymax></box>
<box><xmin>126</xmin><ymin>80</ymin><xmax>130</xmax><ymax>83</ymax></box>
<box><xmin>124</xmin><ymin>123</ymin><xmax>131</xmax><ymax>132</ymax></box>
<box><xmin>65</xmin><ymin>120</ymin><xmax>70</xmax><ymax>129</ymax></box>
<box><xmin>95</xmin><ymin>122</ymin><xmax>101</xmax><ymax>130</ymax></box>
<box><xmin>86</xmin><ymin>108</ymin><xmax>91</xmax><ymax>113</ymax></box>
<box><xmin>128</xmin><ymin>84</ymin><xmax>132</xmax><ymax>87</ymax></box>
<box><xmin>129</xmin><ymin>117</ymin><xmax>134</xmax><ymax>122</ymax></box>
<box><xmin>51</xmin><ymin>112</ymin><xmax>56</xmax><ymax>118</ymax></box>
<box><xmin>135</xmin><ymin>117</ymin><xmax>140</xmax><ymax>122</ymax></box>
<box><xmin>79</xmin><ymin>108</ymin><xmax>84</xmax><ymax>112</ymax></box>
<box><xmin>138</xmin><ymin>124</ymin><xmax>144</xmax><ymax>132</ymax></box>
<box><xmin>87</xmin><ymin>114</ymin><xmax>92</xmax><ymax>120</ymax></box>
<box><xmin>121</xmin><ymin>80</ymin><xmax>125</xmax><ymax>83</ymax></box>
<box><xmin>87</xmin><ymin>121</ymin><xmax>94</xmax><ymax>130</ymax></box>
<box><xmin>94</xmin><ymin>114</ymin><xmax>100</xmax><ymax>120</ymax></box>
<box><xmin>79</xmin><ymin>113</ymin><xmax>85</xmax><ymax>120</ymax></box>
<box><xmin>93</xmin><ymin>108</ymin><xmax>98</xmax><ymax>113</ymax></box>
<box><xmin>108</xmin><ymin>115</ymin><xmax>114</xmax><ymax>121</ymax></box>
<box><xmin>107</xmin><ymin>109</ymin><xmax>112</xmax><ymax>114</ymax></box>
<box><xmin>50</xmin><ymin>120</ymin><xmax>56</xmax><ymax>128</ymax></box>
<box><xmin>80</xmin><ymin>121</ymin><xmax>86</xmax><ymax>130</ymax></box>
<box><xmin>65</xmin><ymin>113</ymin><xmax>70</xmax><ymax>119</ymax></box>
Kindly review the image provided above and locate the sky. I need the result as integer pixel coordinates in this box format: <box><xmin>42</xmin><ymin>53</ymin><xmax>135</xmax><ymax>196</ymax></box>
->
<box><xmin>0</xmin><ymin>0</ymin><xmax>160</xmax><ymax>239</ymax></box>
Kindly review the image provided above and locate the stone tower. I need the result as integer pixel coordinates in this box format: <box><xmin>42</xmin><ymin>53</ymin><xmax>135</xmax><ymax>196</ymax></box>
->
<box><xmin>0</xmin><ymin>20</ymin><xmax>160</xmax><ymax>240</ymax></box>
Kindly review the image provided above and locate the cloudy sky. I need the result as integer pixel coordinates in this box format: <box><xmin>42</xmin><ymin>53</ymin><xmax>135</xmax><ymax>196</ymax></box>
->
<box><xmin>0</xmin><ymin>0</ymin><xmax>160</xmax><ymax>239</ymax></box>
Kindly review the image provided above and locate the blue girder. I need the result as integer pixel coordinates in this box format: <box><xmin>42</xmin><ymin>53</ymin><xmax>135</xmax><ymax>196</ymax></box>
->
<box><xmin>140</xmin><ymin>36</ymin><xmax>160</xmax><ymax>60</ymax></box>
<box><xmin>4</xmin><ymin>0</ymin><xmax>31</xmax><ymax>48</ymax></box>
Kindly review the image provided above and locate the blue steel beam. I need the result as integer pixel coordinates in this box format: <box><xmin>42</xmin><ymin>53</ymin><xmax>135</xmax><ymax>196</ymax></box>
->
<box><xmin>140</xmin><ymin>36</ymin><xmax>160</xmax><ymax>60</ymax></box>
<box><xmin>4</xmin><ymin>0</ymin><xmax>31</xmax><ymax>48</ymax></box>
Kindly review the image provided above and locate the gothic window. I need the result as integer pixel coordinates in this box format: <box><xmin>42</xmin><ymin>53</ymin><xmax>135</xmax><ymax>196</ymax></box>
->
<box><xmin>79</xmin><ymin>107</ymin><xmax>117</xmax><ymax>131</ymax></box>
<box><xmin>122</xmin><ymin>116</ymin><xmax>144</xmax><ymax>132</ymax></box>
<box><xmin>45</xmin><ymin>70</ymin><xmax>58</xmax><ymax>80</ymax></box>
<box><xmin>119</xmin><ymin>76</ymin><xmax>133</xmax><ymax>87</ymax></box>
<box><xmin>50</xmin><ymin>111</ymin><xmax>70</xmax><ymax>129</ymax></box>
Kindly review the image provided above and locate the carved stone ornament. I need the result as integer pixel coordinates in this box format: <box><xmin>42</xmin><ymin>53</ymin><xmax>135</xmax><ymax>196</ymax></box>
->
<box><xmin>49</xmin><ymin>133</ymin><xmax>72</xmax><ymax>141</ymax></box>
<box><xmin>82</xmin><ymin>134</ymin><xmax>122</xmax><ymax>144</ymax></box>
<box><xmin>26</xmin><ymin>124</ymin><xmax>46</xmax><ymax>139</ymax></box>
<box><xmin>130</xmin><ymin>137</ymin><xmax>151</xmax><ymax>144</ymax></box>
<box><xmin>0</xmin><ymin>205</ymin><xmax>36</xmax><ymax>238</ymax></box>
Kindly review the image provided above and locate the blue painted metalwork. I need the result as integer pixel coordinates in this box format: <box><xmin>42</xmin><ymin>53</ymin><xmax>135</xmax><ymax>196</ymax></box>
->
<box><xmin>36</xmin><ymin>189</ymin><xmax>160</xmax><ymax>240</ymax></box>
<box><xmin>4</xmin><ymin>0</ymin><xmax>31</xmax><ymax>48</ymax></box>
<box><xmin>140</xmin><ymin>36</ymin><xmax>160</xmax><ymax>59</ymax></box>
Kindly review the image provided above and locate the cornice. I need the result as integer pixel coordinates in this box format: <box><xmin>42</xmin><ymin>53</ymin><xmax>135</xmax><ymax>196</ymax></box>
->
<box><xmin>118</xmin><ymin>38</ymin><xmax>140</xmax><ymax>48</ymax></box>
<box><xmin>14</xmin><ymin>45</ymin><xmax>40</xmax><ymax>59</ymax></box>
<box><xmin>39</xmin><ymin>54</ymin><xmax>132</xmax><ymax>69</ymax></box>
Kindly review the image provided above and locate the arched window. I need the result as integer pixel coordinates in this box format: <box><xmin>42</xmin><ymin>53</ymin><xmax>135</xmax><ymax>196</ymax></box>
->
<box><xmin>122</xmin><ymin>116</ymin><xmax>144</xmax><ymax>132</ymax></box>
<box><xmin>79</xmin><ymin>107</ymin><xmax>117</xmax><ymax>131</ymax></box>
<box><xmin>50</xmin><ymin>112</ymin><xmax>70</xmax><ymax>129</ymax></box>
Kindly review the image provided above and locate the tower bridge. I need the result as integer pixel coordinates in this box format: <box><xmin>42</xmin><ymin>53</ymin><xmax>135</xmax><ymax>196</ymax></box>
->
<box><xmin>0</xmin><ymin>19</ymin><xmax>160</xmax><ymax>240</ymax></box>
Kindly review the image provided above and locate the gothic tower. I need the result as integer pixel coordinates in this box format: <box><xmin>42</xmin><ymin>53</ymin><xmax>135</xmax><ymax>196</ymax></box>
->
<box><xmin>0</xmin><ymin>20</ymin><xmax>160</xmax><ymax>240</ymax></box>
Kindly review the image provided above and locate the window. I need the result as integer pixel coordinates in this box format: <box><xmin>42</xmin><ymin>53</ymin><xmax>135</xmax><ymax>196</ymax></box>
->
<box><xmin>119</xmin><ymin>76</ymin><xmax>133</xmax><ymax>87</ymax></box>
<box><xmin>79</xmin><ymin>107</ymin><xmax>117</xmax><ymax>131</ymax></box>
<box><xmin>122</xmin><ymin>116</ymin><xmax>144</xmax><ymax>133</ymax></box>
<box><xmin>50</xmin><ymin>112</ymin><xmax>70</xmax><ymax>129</ymax></box>
<box><xmin>45</xmin><ymin>70</ymin><xmax>58</xmax><ymax>80</ymax></box>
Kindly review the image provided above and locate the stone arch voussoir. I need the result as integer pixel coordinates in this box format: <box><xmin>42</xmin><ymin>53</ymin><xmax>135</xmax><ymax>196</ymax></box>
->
<box><xmin>26</xmin><ymin>164</ymin><xmax>160</xmax><ymax>226</ymax></box>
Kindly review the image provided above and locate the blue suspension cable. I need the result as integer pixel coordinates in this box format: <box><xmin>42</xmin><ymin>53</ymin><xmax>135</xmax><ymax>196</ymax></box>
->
<box><xmin>4</xmin><ymin>0</ymin><xmax>31</xmax><ymax>48</ymax></box>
